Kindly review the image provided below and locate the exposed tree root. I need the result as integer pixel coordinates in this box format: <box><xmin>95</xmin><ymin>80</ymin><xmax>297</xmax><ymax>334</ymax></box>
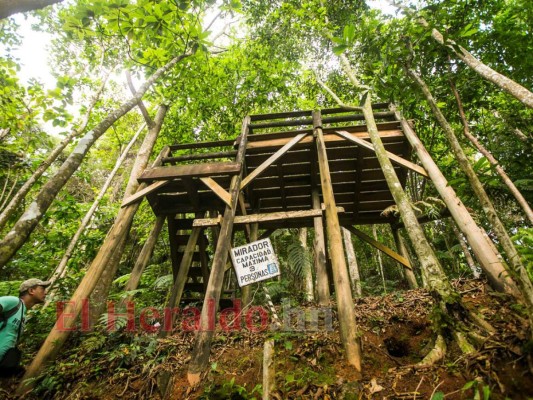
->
<box><xmin>453</xmin><ymin>331</ymin><xmax>476</xmax><ymax>354</ymax></box>
<box><xmin>468</xmin><ymin>311</ymin><xmax>496</xmax><ymax>334</ymax></box>
<box><xmin>416</xmin><ymin>335</ymin><xmax>446</xmax><ymax>369</ymax></box>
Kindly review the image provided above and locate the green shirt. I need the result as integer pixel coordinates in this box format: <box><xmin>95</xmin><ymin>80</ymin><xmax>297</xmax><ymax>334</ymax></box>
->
<box><xmin>0</xmin><ymin>296</ymin><xmax>26</xmax><ymax>361</ymax></box>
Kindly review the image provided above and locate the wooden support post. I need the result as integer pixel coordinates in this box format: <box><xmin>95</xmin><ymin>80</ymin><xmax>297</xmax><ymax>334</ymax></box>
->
<box><xmin>262</xmin><ymin>339</ymin><xmax>276</xmax><ymax>400</ymax></box>
<box><xmin>391</xmin><ymin>106</ymin><xmax>519</xmax><ymax>297</ymax></box>
<box><xmin>299</xmin><ymin>227</ymin><xmax>315</xmax><ymax>302</ymax></box>
<box><xmin>198</xmin><ymin>232</ymin><xmax>210</xmax><ymax>290</ymax></box>
<box><xmin>188</xmin><ymin>117</ymin><xmax>249</xmax><ymax>383</ymax></box>
<box><xmin>312</xmin><ymin>188</ymin><xmax>330</xmax><ymax>305</ymax></box>
<box><xmin>241</xmin><ymin>223</ymin><xmax>258</xmax><ymax>307</ymax></box>
<box><xmin>123</xmin><ymin>216</ymin><xmax>165</xmax><ymax>302</ymax></box>
<box><xmin>342</xmin><ymin>228</ymin><xmax>362</xmax><ymax>297</ymax></box>
<box><xmin>160</xmin><ymin>227</ymin><xmax>202</xmax><ymax>338</ymax></box>
<box><xmin>391</xmin><ymin>226</ymin><xmax>419</xmax><ymax>289</ymax></box>
<box><xmin>167</xmin><ymin>216</ymin><xmax>180</xmax><ymax>281</ymax></box>
<box><xmin>313</xmin><ymin>110</ymin><xmax>361</xmax><ymax>371</ymax></box>
<box><xmin>344</xmin><ymin>225</ymin><xmax>411</xmax><ymax>269</ymax></box>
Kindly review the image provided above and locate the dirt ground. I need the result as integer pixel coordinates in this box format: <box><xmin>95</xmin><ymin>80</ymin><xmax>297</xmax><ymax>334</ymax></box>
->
<box><xmin>1</xmin><ymin>279</ymin><xmax>532</xmax><ymax>399</ymax></box>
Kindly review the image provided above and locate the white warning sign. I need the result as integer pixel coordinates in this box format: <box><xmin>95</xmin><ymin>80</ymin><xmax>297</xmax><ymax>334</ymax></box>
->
<box><xmin>230</xmin><ymin>238</ymin><xmax>280</xmax><ymax>287</ymax></box>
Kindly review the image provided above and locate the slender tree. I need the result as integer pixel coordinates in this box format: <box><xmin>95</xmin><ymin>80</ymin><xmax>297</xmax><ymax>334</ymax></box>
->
<box><xmin>407</xmin><ymin>68</ymin><xmax>533</xmax><ymax>331</ymax></box>
<box><xmin>0</xmin><ymin>52</ymin><xmax>191</xmax><ymax>271</ymax></box>
<box><xmin>448</xmin><ymin>75</ymin><xmax>533</xmax><ymax>224</ymax></box>
<box><xmin>45</xmin><ymin>122</ymin><xmax>145</xmax><ymax>297</ymax></box>
<box><xmin>0</xmin><ymin>72</ymin><xmax>110</xmax><ymax>232</ymax></box>
<box><xmin>389</xmin><ymin>1</ymin><xmax>533</xmax><ymax>108</ymax></box>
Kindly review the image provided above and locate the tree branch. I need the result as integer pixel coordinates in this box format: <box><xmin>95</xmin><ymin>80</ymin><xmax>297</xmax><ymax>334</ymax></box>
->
<box><xmin>125</xmin><ymin>70</ymin><xmax>154</xmax><ymax>127</ymax></box>
<box><xmin>314</xmin><ymin>72</ymin><xmax>362</xmax><ymax>111</ymax></box>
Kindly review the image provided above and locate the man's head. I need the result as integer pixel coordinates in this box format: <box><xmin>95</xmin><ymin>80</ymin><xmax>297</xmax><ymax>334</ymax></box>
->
<box><xmin>19</xmin><ymin>279</ymin><xmax>51</xmax><ymax>307</ymax></box>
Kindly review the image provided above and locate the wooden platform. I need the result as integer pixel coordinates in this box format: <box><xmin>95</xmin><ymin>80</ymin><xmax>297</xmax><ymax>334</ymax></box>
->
<box><xmin>134</xmin><ymin>104</ymin><xmax>420</xmax><ymax>229</ymax></box>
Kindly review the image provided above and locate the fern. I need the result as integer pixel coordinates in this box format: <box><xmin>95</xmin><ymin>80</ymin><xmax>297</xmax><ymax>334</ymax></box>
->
<box><xmin>287</xmin><ymin>242</ymin><xmax>309</xmax><ymax>277</ymax></box>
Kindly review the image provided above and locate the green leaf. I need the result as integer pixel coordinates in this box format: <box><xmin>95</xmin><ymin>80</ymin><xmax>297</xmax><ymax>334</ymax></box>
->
<box><xmin>343</xmin><ymin>25</ymin><xmax>356</xmax><ymax>44</ymax></box>
<box><xmin>431</xmin><ymin>391</ymin><xmax>445</xmax><ymax>400</ymax></box>
<box><xmin>333</xmin><ymin>44</ymin><xmax>348</xmax><ymax>55</ymax></box>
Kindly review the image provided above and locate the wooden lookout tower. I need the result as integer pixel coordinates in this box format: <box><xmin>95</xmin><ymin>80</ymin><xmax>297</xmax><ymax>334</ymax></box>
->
<box><xmin>120</xmin><ymin>102</ymin><xmax>512</xmax><ymax>378</ymax></box>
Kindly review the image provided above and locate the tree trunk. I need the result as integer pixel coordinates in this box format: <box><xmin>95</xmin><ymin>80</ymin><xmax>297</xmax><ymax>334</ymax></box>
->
<box><xmin>450</xmin><ymin>223</ymin><xmax>480</xmax><ymax>279</ymax></box>
<box><xmin>0</xmin><ymin>173</ymin><xmax>18</xmax><ymax>212</ymax></box>
<box><xmin>373</xmin><ymin>225</ymin><xmax>387</xmax><ymax>294</ymax></box>
<box><xmin>0</xmin><ymin>74</ymin><xmax>109</xmax><ymax>232</ymax></box>
<box><xmin>408</xmin><ymin>68</ymin><xmax>533</xmax><ymax>326</ymax></box>
<box><xmin>359</xmin><ymin>96</ymin><xmax>455</xmax><ymax>299</ymax></box>
<box><xmin>47</xmin><ymin>122</ymin><xmax>145</xmax><ymax>288</ymax></box>
<box><xmin>449</xmin><ymin>77</ymin><xmax>533</xmax><ymax>224</ymax></box>
<box><xmin>299</xmin><ymin>227</ymin><xmax>314</xmax><ymax>302</ymax></box>
<box><xmin>0</xmin><ymin>127</ymin><xmax>9</xmax><ymax>142</ymax></box>
<box><xmin>342</xmin><ymin>227</ymin><xmax>362</xmax><ymax>297</ymax></box>
<box><xmin>0</xmin><ymin>0</ymin><xmax>62</xmax><ymax>19</ymax></box>
<box><xmin>89</xmin><ymin>106</ymin><xmax>168</xmax><ymax>321</ymax></box>
<box><xmin>391</xmin><ymin>106</ymin><xmax>519</xmax><ymax>296</ymax></box>
<box><xmin>390</xmin><ymin>227</ymin><xmax>419</xmax><ymax>289</ymax></box>
<box><xmin>0</xmin><ymin>52</ymin><xmax>190</xmax><ymax>272</ymax></box>
<box><xmin>15</xmin><ymin>53</ymin><xmax>191</xmax><ymax>393</ymax></box>
<box><xmin>414</xmin><ymin>17</ymin><xmax>533</xmax><ymax>108</ymax></box>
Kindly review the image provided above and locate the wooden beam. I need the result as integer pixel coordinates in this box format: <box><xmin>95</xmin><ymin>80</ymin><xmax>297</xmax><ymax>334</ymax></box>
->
<box><xmin>188</xmin><ymin>117</ymin><xmax>249</xmax><ymax>383</ymax></box>
<box><xmin>192</xmin><ymin>207</ymin><xmax>345</xmax><ymax>227</ymax></box>
<box><xmin>314</xmin><ymin>110</ymin><xmax>361</xmax><ymax>371</ymax></box>
<box><xmin>344</xmin><ymin>225</ymin><xmax>411</xmax><ymax>269</ymax></box>
<box><xmin>246</xmin><ymin>129</ymin><xmax>403</xmax><ymax>150</ymax></box>
<box><xmin>200</xmin><ymin>177</ymin><xmax>232</xmax><ymax>208</ymax></box>
<box><xmin>167</xmin><ymin>216</ymin><xmax>180</xmax><ymax>280</ymax></box>
<box><xmin>138</xmin><ymin>162</ymin><xmax>241</xmax><ymax>182</ymax></box>
<box><xmin>238</xmin><ymin>193</ymin><xmax>251</xmax><ymax>241</ymax></box>
<box><xmin>160</xmin><ymin>226</ymin><xmax>202</xmax><ymax>338</ymax></box>
<box><xmin>335</xmin><ymin>130</ymin><xmax>429</xmax><ymax>178</ymax></box>
<box><xmin>259</xmin><ymin>229</ymin><xmax>275</xmax><ymax>240</ymax></box>
<box><xmin>241</xmin><ymin>132</ymin><xmax>308</xmax><ymax>189</ymax></box>
<box><xmin>121</xmin><ymin>180</ymin><xmax>170</xmax><ymax>207</ymax></box>
<box><xmin>163</xmin><ymin>150</ymin><xmax>237</xmax><ymax>163</ymax></box>
<box><xmin>183</xmin><ymin>177</ymin><xmax>199</xmax><ymax>208</ymax></box>
<box><xmin>312</xmin><ymin>188</ymin><xmax>330</xmax><ymax>305</ymax></box>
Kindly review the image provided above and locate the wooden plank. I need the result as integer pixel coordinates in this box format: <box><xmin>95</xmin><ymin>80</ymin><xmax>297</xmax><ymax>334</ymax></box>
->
<box><xmin>249</xmin><ymin>111</ymin><xmax>395</xmax><ymax>130</ymax></box>
<box><xmin>250</xmin><ymin>109</ymin><xmax>312</xmax><ymax>122</ymax></box>
<box><xmin>200</xmin><ymin>177</ymin><xmax>232</xmax><ymax>208</ymax></box>
<box><xmin>246</xmin><ymin>148</ymin><xmax>312</xmax><ymax>167</ymax></box>
<box><xmin>241</xmin><ymin>132</ymin><xmax>308</xmax><ymax>189</ymax></box>
<box><xmin>335</xmin><ymin>130</ymin><xmax>429</xmax><ymax>178</ymax></box>
<box><xmin>138</xmin><ymin>162</ymin><xmax>241</xmax><ymax>182</ymax></box>
<box><xmin>192</xmin><ymin>207</ymin><xmax>345</xmax><ymax>227</ymax></box>
<box><xmin>246</xmin><ymin>129</ymin><xmax>403</xmax><ymax>150</ymax></box>
<box><xmin>320</xmin><ymin>103</ymin><xmax>391</xmax><ymax>114</ymax></box>
<box><xmin>344</xmin><ymin>225</ymin><xmax>410</xmax><ymax>269</ymax></box>
<box><xmin>169</xmin><ymin>139</ymin><xmax>235</xmax><ymax>151</ymax></box>
<box><xmin>246</xmin><ymin>121</ymin><xmax>402</xmax><ymax>143</ymax></box>
<box><xmin>121</xmin><ymin>180</ymin><xmax>170</xmax><ymax>207</ymax></box>
<box><xmin>163</xmin><ymin>150</ymin><xmax>237</xmax><ymax>163</ymax></box>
